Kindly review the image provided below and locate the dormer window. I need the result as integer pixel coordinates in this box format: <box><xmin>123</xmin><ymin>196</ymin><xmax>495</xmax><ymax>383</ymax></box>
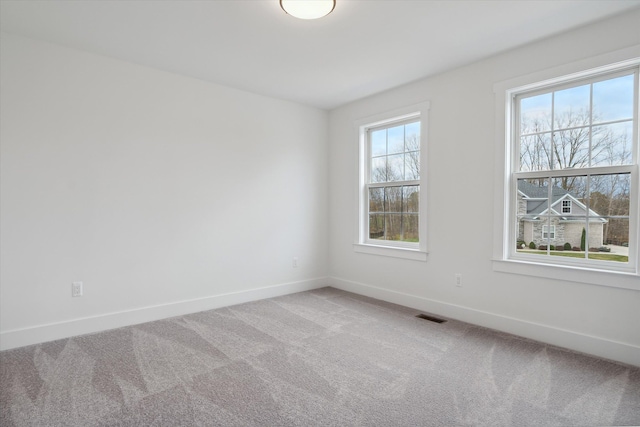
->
<box><xmin>562</xmin><ymin>200</ymin><xmax>571</xmax><ymax>214</ymax></box>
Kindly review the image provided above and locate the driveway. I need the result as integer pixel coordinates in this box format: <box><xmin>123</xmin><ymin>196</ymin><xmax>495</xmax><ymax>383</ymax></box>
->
<box><xmin>605</xmin><ymin>244</ymin><xmax>628</xmax><ymax>256</ymax></box>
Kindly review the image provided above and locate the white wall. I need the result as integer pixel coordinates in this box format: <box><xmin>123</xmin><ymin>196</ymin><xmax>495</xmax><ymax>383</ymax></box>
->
<box><xmin>2</xmin><ymin>11</ymin><xmax>640</xmax><ymax>366</ymax></box>
<box><xmin>0</xmin><ymin>33</ymin><xmax>328</xmax><ymax>349</ymax></box>
<box><xmin>328</xmin><ymin>11</ymin><xmax>640</xmax><ymax>366</ymax></box>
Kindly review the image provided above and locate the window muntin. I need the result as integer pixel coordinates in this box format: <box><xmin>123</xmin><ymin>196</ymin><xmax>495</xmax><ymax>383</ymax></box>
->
<box><xmin>511</xmin><ymin>67</ymin><xmax>638</xmax><ymax>272</ymax></box>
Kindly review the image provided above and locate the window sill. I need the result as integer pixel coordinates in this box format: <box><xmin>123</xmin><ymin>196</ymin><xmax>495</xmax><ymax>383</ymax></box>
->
<box><xmin>353</xmin><ymin>243</ymin><xmax>428</xmax><ymax>261</ymax></box>
<box><xmin>492</xmin><ymin>258</ymin><xmax>639</xmax><ymax>291</ymax></box>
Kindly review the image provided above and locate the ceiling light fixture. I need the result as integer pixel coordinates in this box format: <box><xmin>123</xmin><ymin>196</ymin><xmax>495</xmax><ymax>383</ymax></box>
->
<box><xmin>280</xmin><ymin>0</ymin><xmax>336</xmax><ymax>20</ymax></box>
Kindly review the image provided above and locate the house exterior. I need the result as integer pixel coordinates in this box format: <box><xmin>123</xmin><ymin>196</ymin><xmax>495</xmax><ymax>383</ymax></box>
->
<box><xmin>517</xmin><ymin>181</ymin><xmax>606</xmax><ymax>248</ymax></box>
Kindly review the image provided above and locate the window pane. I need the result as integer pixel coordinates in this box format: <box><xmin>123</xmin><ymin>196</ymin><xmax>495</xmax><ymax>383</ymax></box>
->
<box><xmin>384</xmin><ymin>186</ymin><xmax>402</xmax><ymax>214</ymax></box>
<box><xmin>521</xmin><ymin>93</ymin><xmax>552</xmax><ymax>134</ymax></box>
<box><xmin>520</xmin><ymin>133</ymin><xmax>552</xmax><ymax>172</ymax></box>
<box><xmin>369</xmin><ymin>187</ymin><xmax>384</xmax><ymax>213</ymax></box>
<box><xmin>551</xmin><ymin>176</ymin><xmax>587</xmax><ymax>209</ymax></box>
<box><xmin>540</xmin><ymin>218</ymin><xmax>553</xmax><ymax>246</ymax></box>
<box><xmin>589</xmin><ymin>173</ymin><xmax>630</xmax><ymax>218</ymax></box>
<box><xmin>601</xmin><ymin>217</ymin><xmax>630</xmax><ymax>259</ymax></box>
<box><xmin>371</xmin><ymin>156</ymin><xmax>386</xmax><ymax>183</ymax></box>
<box><xmin>405</xmin><ymin>151</ymin><xmax>420</xmax><ymax>180</ymax></box>
<box><xmin>553</xmin><ymin>128</ymin><xmax>590</xmax><ymax>170</ymax></box>
<box><xmin>405</xmin><ymin>122</ymin><xmax>420</xmax><ymax>151</ymax></box>
<box><xmin>591</xmin><ymin>121</ymin><xmax>633</xmax><ymax>166</ymax></box>
<box><xmin>586</xmin><ymin>214</ymin><xmax>629</xmax><ymax>263</ymax></box>
<box><xmin>554</xmin><ymin>84</ymin><xmax>590</xmax><ymax>130</ymax></box>
<box><xmin>385</xmin><ymin>214</ymin><xmax>402</xmax><ymax>241</ymax></box>
<box><xmin>585</xmin><ymin>218</ymin><xmax>606</xmax><ymax>255</ymax></box>
<box><xmin>403</xmin><ymin>186</ymin><xmax>419</xmax><ymax>242</ymax></box>
<box><xmin>371</xmin><ymin>129</ymin><xmax>387</xmax><ymax>157</ymax></box>
<box><xmin>404</xmin><ymin>213</ymin><xmax>419</xmax><ymax>242</ymax></box>
<box><xmin>517</xmin><ymin>215</ymin><xmax>531</xmax><ymax>248</ymax></box>
<box><xmin>387</xmin><ymin>125</ymin><xmax>404</xmax><ymax>154</ymax></box>
<box><xmin>369</xmin><ymin>187</ymin><xmax>386</xmax><ymax>239</ymax></box>
<box><xmin>386</xmin><ymin>154</ymin><xmax>404</xmax><ymax>182</ymax></box>
<box><xmin>369</xmin><ymin>214</ymin><xmax>385</xmax><ymax>240</ymax></box>
<box><xmin>403</xmin><ymin>186</ymin><xmax>419</xmax><ymax>213</ymax></box>
<box><xmin>593</xmin><ymin>74</ymin><xmax>635</xmax><ymax>124</ymax></box>
<box><xmin>518</xmin><ymin>178</ymin><xmax>549</xmax><ymax>201</ymax></box>
<box><xmin>556</xmin><ymin>216</ymin><xmax>588</xmax><ymax>253</ymax></box>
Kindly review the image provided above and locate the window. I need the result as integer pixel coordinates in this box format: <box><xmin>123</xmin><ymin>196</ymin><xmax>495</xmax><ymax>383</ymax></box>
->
<box><xmin>368</xmin><ymin>120</ymin><xmax>420</xmax><ymax>243</ymax></box>
<box><xmin>500</xmin><ymin>59</ymin><xmax>639</xmax><ymax>279</ymax></box>
<box><xmin>355</xmin><ymin>103</ymin><xmax>429</xmax><ymax>260</ymax></box>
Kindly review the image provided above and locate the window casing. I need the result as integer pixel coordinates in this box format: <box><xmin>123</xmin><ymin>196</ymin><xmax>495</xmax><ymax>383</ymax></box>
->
<box><xmin>504</xmin><ymin>61</ymin><xmax>639</xmax><ymax>276</ymax></box>
<box><xmin>355</xmin><ymin>103</ymin><xmax>429</xmax><ymax>260</ymax></box>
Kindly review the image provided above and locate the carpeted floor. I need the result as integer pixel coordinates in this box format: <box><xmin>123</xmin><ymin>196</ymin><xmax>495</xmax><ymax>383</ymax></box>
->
<box><xmin>1</xmin><ymin>287</ymin><xmax>639</xmax><ymax>426</ymax></box>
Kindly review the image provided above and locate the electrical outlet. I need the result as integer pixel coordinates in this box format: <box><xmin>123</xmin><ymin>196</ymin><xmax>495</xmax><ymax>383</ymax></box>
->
<box><xmin>72</xmin><ymin>281</ymin><xmax>83</xmax><ymax>297</ymax></box>
<box><xmin>292</xmin><ymin>257</ymin><xmax>299</xmax><ymax>268</ymax></box>
<box><xmin>455</xmin><ymin>274</ymin><xmax>462</xmax><ymax>287</ymax></box>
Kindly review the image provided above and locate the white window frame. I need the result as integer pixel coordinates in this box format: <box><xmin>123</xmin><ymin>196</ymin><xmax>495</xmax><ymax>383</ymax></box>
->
<box><xmin>542</xmin><ymin>225</ymin><xmax>556</xmax><ymax>239</ymax></box>
<box><xmin>493</xmin><ymin>50</ymin><xmax>640</xmax><ymax>291</ymax></box>
<box><xmin>562</xmin><ymin>200</ymin><xmax>572</xmax><ymax>214</ymax></box>
<box><xmin>354</xmin><ymin>102</ymin><xmax>429</xmax><ymax>261</ymax></box>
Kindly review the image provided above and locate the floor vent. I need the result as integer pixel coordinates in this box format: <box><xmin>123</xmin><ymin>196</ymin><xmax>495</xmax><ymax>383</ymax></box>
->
<box><xmin>416</xmin><ymin>313</ymin><xmax>447</xmax><ymax>324</ymax></box>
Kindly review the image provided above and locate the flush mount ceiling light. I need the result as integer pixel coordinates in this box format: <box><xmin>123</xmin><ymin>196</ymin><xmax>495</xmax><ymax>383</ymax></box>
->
<box><xmin>280</xmin><ymin>0</ymin><xmax>336</xmax><ymax>20</ymax></box>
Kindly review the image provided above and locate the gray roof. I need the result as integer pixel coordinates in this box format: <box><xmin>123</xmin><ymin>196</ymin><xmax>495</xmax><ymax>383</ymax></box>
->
<box><xmin>517</xmin><ymin>180</ymin><xmax>605</xmax><ymax>221</ymax></box>
<box><xmin>518</xmin><ymin>180</ymin><xmax>571</xmax><ymax>216</ymax></box>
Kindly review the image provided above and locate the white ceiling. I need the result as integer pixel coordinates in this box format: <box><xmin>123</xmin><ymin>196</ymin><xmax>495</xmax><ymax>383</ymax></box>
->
<box><xmin>1</xmin><ymin>0</ymin><xmax>639</xmax><ymax>110</ymax></box>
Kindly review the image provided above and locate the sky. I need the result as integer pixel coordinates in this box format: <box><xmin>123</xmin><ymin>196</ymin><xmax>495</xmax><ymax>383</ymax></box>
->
<box><xmin>519</xmin><ymin>73</ymin><xmax>635</xmax><ymax>170</ymax></box>
<box><xmin>520</xmin><ymin>73</ymin><xmax>635</xmax><ymax>131</ymax></box>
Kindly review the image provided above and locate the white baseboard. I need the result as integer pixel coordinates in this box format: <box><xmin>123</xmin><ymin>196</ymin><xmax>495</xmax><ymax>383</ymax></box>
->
<box><xmin>328</xmin><ymin>276</ymin><xmax>640</xmax><ymax>367</ymax></box>
<box><xmin>0</xmin><ymin>277</ymin><xmax>328</xmax><ymax>351</ymax></box>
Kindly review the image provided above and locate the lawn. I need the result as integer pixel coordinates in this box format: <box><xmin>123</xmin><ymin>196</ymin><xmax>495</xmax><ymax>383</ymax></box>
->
<box><xmin>516</xmin><ymin>250</ymin><xmax>628</xmax><ymax>263</ymax></box>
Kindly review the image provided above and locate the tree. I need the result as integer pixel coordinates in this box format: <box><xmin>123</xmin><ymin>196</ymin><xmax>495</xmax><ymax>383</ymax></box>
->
<box><xmin>369</xmin><ymin>131</ymin><xmax>420</xmax><ymax>241</ymax></box>
<box><xmin>405</xmin><ymin>134</ymin><xmax>420</xmax><ymax>180</ymax></box>
<box><xmin>580</xmin><ymin>228</ymin><xmax>586</xmax><ymax>251</ymax></box>
<box><xmin>521</xmin><ymin>109</ymin><xmax>631</xmax><ymax>245</ymax></box>
<box><xmin>520</xmin><ymin>109</ymin><xmax>630</xmax><ymax>195</ymax></box>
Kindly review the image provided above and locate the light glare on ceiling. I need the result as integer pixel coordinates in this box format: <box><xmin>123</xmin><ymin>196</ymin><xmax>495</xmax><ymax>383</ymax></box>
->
<box><xmin>280</xmin><ymin>0</ymin><xmax>336</xmax><ymax>20</ymax></box>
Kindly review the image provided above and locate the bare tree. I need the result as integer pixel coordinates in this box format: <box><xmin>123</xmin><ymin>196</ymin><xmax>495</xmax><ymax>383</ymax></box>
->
<box><xmin>520</xmin><ymin>109</ymin><xmax>632</xmax><ymax>244</ymax></box>
<box><xmin>369</xmin><ymin>133</ymin><xmax>420</xmax><ymax>241</ymax></box>
<box><xmin>520</xmin><ymin>109</ymin><xmax>630</xmax><ymax>194</ymax></box>
<box><xmin>405</xmin><ymin>134</ymin><xmax>420</xmax><ymax>180</ymax></box>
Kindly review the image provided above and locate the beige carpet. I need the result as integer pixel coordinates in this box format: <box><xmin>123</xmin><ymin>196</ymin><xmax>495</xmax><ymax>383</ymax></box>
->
<box><xmin>1</xmin><ymin>287</ymin><xmax>639</xmax><ymax>426</ymax></box>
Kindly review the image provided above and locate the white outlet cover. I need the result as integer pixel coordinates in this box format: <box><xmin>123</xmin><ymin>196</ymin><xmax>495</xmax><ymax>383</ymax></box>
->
<box><xmin>72</xmin><ymin>281</ymin><xmax>83</xmax><ymax>297</ymax></box>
